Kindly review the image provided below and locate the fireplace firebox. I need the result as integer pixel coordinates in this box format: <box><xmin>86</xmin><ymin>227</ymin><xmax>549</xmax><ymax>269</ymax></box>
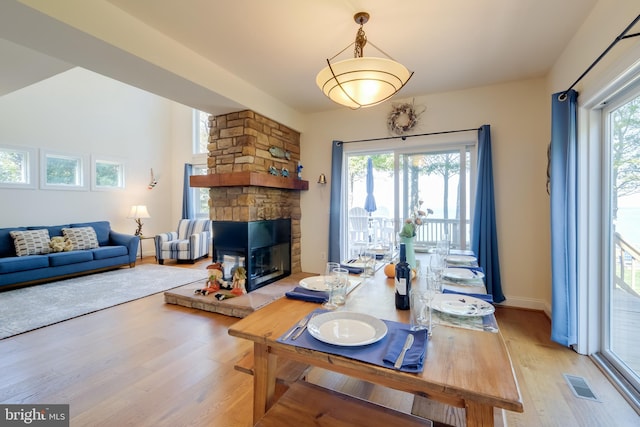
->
<box><xmin>211</xmin><ymin>219</ymin><xmax>291</xmax><ymax>292</ymax></box>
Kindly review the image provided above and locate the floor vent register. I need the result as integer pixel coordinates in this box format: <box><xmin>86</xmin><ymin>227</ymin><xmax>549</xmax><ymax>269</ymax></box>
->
<box><xmin>563</xmin><ymin>373</ymin><xmax>600</xmax><ymax>402</ymax></box>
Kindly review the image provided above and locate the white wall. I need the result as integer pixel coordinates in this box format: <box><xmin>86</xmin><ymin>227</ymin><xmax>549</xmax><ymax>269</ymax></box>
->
<box><xmin>0</xmin><ymin>67</ymin><xmax>192</xmax><ymax>256</ymax></box>
<box><xmin>301</xmin><ymin>78</ymin><xmax>552</xmax><ymax>312</ymax></box>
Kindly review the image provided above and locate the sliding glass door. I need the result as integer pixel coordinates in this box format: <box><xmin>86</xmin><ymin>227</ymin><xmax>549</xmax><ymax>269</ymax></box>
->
<box><xmin>342</xmin><ymin>139</ymin><xmax>475</xmax><ymax>261</ymax></box>
<box><xmin>602</xmin><ymin>88</ymin><xmax>640</xmax><ymax>392</ymax></box>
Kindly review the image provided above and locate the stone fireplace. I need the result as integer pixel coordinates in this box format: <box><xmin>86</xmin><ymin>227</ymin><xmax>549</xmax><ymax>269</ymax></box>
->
<box><xmin>190</xmin><ymin>110</ymin><xmax>307</xmax><ymax>292</ymax></box>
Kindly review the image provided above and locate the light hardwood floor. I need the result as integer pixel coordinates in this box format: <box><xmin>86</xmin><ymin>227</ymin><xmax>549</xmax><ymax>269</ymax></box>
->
<box><xmin>0</xmin><ymin>257</ymin><xmax>639</xmax><ymax>426</ymax></box>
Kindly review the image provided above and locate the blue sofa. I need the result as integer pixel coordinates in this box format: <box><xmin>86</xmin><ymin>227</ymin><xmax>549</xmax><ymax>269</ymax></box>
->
<box><xmin>0</xmin><ymin>221</ymin><xmax>139</xmax><ymax>290</ymax></box>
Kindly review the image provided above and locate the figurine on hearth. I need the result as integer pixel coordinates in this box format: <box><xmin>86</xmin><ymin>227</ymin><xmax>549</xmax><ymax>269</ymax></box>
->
<box><xmin>231</xmin><ymin>266</ymin><xmax>247</xmax><ymax>296</ymax></box>
<box><xmin>194</xmin><ymin>262</ymin><xmax>227</xmax><ymax>295</ymax></box>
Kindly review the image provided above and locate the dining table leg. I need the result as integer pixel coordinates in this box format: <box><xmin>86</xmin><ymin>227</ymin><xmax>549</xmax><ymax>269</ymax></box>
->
<box><xmin>252</xmin><ymin>343</ymin><xmax>278</xmax><ymax>424</ymax></box>
<box><xmin>465</xmin><ymin>401</ymin><xmax>494</xmax><ymax>426</ymax></box>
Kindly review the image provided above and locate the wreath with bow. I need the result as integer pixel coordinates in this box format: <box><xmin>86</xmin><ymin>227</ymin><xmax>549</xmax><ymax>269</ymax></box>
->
<box><xmin>387</xmin><ymin>101</ymin><xmax>425</xmax><ymax>136</ymax></box>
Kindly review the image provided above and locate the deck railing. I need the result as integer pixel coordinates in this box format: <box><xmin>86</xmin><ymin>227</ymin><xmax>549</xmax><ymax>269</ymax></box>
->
<box><xmin>614</xmin><ymin>232</ymin><xmax>640</xmax><ymax>297</ymax></box>
<box><xmin>414</xmin><ymin>218</ymin><xmax>468</xmax><ymax>248</ymax></box>
<box><xmin>358</xmin><ymin>217</ymin><xmax>470</xmax><ymax>249</ymax></box>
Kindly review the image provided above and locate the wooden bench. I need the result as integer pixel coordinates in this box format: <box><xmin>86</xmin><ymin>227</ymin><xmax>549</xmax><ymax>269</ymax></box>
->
<box><xmin>411</xmin><ymin>395</ymin><xmax>506</xmax><ymax>427</ymax></box>
<box><xmin>255</xmin><ymin>380</ymin><xmax>433</xmax><ymax>427</ymax></box>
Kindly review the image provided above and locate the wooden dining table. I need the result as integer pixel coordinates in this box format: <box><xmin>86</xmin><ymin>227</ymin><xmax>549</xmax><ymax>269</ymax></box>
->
<box><xmin>228</xmin><ymin>260</ymin><xmax>523</xmax><ymax>426</ymax></box>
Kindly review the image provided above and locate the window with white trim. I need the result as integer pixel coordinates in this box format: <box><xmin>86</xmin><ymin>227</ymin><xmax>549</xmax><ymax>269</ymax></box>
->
<box><xmin>40</xmin><ymin>150</ymin><xmax>88</xmax><ymax>190</ymax></box>
<box><xmin>0</xmin><ymin>145</ymin><xmax>36</xmax><ymax>189</ymax></box>
<box><xmin>92</xmin><ymin>156</ymin><xmax>125</xmax><ymax>190</ymax></box>
<box><xmin>194</xmin><ymin>110</ymin><xmax>210</xmax><ymax>155</ymax></box>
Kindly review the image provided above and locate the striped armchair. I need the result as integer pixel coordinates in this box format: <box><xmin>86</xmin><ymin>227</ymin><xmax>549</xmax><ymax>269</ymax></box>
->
<box><xmin>155</xmin><ymin>219</ymin><xmax>211</xmax><ymax>264</ymax></box>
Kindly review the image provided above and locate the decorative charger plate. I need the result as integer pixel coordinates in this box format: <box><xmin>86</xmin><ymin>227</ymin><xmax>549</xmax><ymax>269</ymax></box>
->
<box><xmin>299</xmin><ymin>276</ymin><xmax>361</xmax><ymax>292</ymax></box>
<box><xmin>443</xmin><ymin>267</ymin><xmax>485</xmax><ymax>281</ymax></box>
<box><xmin>445</xmin><ymin>255</ymin><xmax>477</xmax><ymax>265</ymax></box>
<box><xmin>430</xmin><ymin>293</ymin><xmax>495</xmax><ymax>317</ymax></box>
<box><xmin>307</xmin><ymin>311</ymin><xmax>388</xmax><ymax>346</ymax></box>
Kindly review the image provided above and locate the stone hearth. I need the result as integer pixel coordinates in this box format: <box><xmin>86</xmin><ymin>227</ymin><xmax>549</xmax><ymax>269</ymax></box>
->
<box><xmin>164</xmin><ymin>272</ymin><xmax>315</xmax><ymax>318</ymax></box>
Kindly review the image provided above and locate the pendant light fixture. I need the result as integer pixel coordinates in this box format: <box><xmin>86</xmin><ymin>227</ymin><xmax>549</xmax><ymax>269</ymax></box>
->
<box><xmin>316</xmin><ymin>12</ymin><xmax>414</xmax><ymax>109</ymax></box>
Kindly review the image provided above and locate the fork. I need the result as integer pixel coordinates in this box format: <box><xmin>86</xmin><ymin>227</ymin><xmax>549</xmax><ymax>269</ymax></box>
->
<box><xmin>283</xmin><ymin>314</ymin><xmax>310</xmax><ymax>340</ymax></box>
<box><xmin>292</xmin><ymin>313</ymin><xmax>317</xmax><ymax>340</ymax></box>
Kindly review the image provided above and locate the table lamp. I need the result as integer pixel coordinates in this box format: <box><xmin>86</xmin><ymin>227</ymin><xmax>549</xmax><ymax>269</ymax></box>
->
<box><xmin>127</xmin><ymin>205</ymin><xmax>150</xmax><ymax>237</ymax></box>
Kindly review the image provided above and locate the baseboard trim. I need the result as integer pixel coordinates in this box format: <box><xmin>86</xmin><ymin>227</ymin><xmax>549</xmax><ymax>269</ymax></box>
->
<box><xmin>496</xmin><ymin>296</ymin><xmax>551</xmax><ymax>319</ymax></box>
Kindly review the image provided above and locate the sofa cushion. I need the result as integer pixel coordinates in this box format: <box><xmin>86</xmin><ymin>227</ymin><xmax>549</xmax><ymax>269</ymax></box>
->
<box><xmin>0</xmin><ymin>227</ymin><xmax>26</xmax><ymax>257</ymax></box>
<box><xmin>9</xmin><ymin>229</ymin><xmax>51</xmax><ymax>256</ymax></box>
<box><xmin>92</xmin><ymin>245</ymin><xmax>128</xmax><ymax>260</ymax></box>
<box><xmin>63</xmin><ymin>227</ymin><xmax>99</xmax><ymax>250</ymax></box>
<box><xmin>70</xmin><ymin>221</ymin><xmax>111</xmax><ymax>246</ymax></box>
<box><xmin>49</xmin><ymin>250</ymin><xmax>94</xmax><ymax>267</ymax></box>
<box><xmin>0</xmin><ymin>255</ymin><xmax>49</xmax><ymax>273</ymax></box>
<box><xmin>28</xmin><ymin>225</ymin><xmax>70</xmax><ymax>238</ymax></box>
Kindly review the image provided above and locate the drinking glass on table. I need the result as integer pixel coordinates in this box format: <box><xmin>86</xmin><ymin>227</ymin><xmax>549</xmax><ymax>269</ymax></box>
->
<box><xmin>436</xmin><ymin>238</ymin><xmax>450</xmax><ymax>257</ymax></box>
<box><xmin>322</xmin><ymin>262</ymin><xmax>340</xmax><ymax>310</ymax></box>
<box><xmin>429</xmin><ymin>254</ymin><xmax>445</xmax><ymax>291</ymax></box>
<box><xmin>360</xmin><ymin>245</ymin><xmax>375</xmax><ymax>277</ymax></box>
<box><xmin>327</xmin><ymin>267</ymin><xmax>348</xmax><ymax>307</ymax></box>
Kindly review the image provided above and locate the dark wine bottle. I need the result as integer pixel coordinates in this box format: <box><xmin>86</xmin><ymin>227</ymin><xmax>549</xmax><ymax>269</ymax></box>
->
<box><xmin>395</xmin><ymin>243</ymin><xmax>411</xmax><ymax>310</ymax></box>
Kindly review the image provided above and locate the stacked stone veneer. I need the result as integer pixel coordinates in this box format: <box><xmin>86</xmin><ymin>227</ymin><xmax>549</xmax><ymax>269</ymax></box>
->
<box><xmin>206</xmin><ymin>110</ymin><xmax>302</xmax><ymax>273</ymax></box>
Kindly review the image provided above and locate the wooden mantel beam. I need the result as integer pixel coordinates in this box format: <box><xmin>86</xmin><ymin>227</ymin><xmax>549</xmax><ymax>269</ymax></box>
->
<box><xmin>190</xmin><ymin>172</ymin><xmax>309</xmax><ymax>191</ymax></box>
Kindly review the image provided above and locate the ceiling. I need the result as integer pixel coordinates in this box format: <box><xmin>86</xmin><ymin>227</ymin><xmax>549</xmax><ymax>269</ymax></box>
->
<box><xmin>1</xmin><ymin>0</ymin><xmax>600</xmax><ymax>114</ymax></box>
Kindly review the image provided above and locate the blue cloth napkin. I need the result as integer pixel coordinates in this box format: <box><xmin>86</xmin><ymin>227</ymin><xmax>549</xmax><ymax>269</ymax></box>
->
<box><xmin>340</xmin><ymin>264</ymin><xmax>364</xmax><ymax>274</ymax></box>
<box><xmin>285</xmin><ymin>286</ymin><xmax>328</xmax><ymax>303</ymax></box>
<box><xmin>443</xmin><ymin>288</ymin><xmax>494</xmax><ymax>304</ymax></box>
<box><xmin>382</xmin><ymin>329</ymin><xmax>428</xmax><ymax>370</ymax></box>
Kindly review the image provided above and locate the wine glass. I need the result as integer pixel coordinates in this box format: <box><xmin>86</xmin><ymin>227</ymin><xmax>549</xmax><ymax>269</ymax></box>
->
<box><xmin>424</xmin><ymin>270</ymin><xmax>440</xmax><ymax>336</ymax></box>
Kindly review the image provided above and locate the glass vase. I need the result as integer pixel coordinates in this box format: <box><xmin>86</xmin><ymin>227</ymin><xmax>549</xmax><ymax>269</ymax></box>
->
<box><xmin>400</xmin><ymin>236</ymin><xmax>416</xmax><ymax>270</ymax></box>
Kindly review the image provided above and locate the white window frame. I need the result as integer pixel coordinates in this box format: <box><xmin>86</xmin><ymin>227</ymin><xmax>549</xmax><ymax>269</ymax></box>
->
<box><xmin>577</xmin><ymin>44</ymin><xmax>640</xmax><ymax>356</ymax></box>
<box><xmin>340</xmin><ymin>133</ymin><xmax>478</xmax><ymax>259</ymax></box>
<box><xmin>192</xmin><ymin>164</ymin><xmax>210</xmax><ymax>219</ymax></box>
<box><xmin>40</xmin><ymin>150</ymin><xmax>89</xmax><ymax>191</ymax></box>
<box><xmin>91</xmin><ymin>155</ymin><xmax>126</xmax><ymax>191</ymax></box>
<box><xmin>0</xmin><ymin>144</ymin><xmax>37</xmax><ymax>189</ymax></box>
<box><xmin>193</xmin><ymin>109</ymin><xmax>210</xmax><ymax>155</ymax></box>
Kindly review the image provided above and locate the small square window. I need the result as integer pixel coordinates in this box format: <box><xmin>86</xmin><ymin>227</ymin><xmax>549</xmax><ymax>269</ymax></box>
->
<box><xmin>40</xmin><ymin>150</ymin><xmax>88</xmax><ymax>191</ymax></box>
<box><xmin>0</xmin><ymin>145</ymin><xmax>37</xmax><ymax>189</ymax></box>
<box><xmin>92</xmin><ymin>156</ymin><xmax>125</xmax><ymax>190</ymax></box>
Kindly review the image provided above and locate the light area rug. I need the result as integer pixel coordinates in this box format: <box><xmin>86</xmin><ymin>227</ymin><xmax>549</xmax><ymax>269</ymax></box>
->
<box><xmin>0</xmin><ymin>264</ymin><xmax>208</xmax><ymax>340</ymax></box>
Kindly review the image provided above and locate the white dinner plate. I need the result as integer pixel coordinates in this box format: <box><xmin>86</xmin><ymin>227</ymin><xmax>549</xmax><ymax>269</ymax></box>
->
<box><xmin>443</xmin><ymin>267</ymin><xmax>485</xmax><ymax>281</ymax></box>
<box><xmin>445</xmin><ymin>255</ymin><xmax>478</xmax><ymax>265</ymax></box>
<box><xmin>430</xmin><ymin>293</ymin><xmax>495</xmax><ymax>317</ymax></box>
<box><xmin>445</xmin><ymin>255</ymin><xmax>477</xmax><ymax>265</ymax></box>
<box><xmin>299</xmin><ymin>276</ymin><xmax>361</xmax><ymax>292</ymax></box>
<box><xmin>341</xmin><ymin>259</ymin><xmax>368</xmax><ymax>269</ymax></box>
<box><xmin>307</xmin><ymin>311</ymin><xmax>388</xmax><ymax>346</ymax></box>
<box><xmin>414</xmin><ymin>245</ymin><xmax>433</xmax><ymax>253</ymax></box>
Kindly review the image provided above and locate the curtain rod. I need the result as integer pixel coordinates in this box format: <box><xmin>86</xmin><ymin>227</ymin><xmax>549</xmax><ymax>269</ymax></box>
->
<box><xmin>559</xmin><ymin>14</ymin><xmax>640</xmax><ymax>100</ymax></box>
<box><xmin>338</xmin><ymin>127</ymin><xmax>480</xmax><ymax>145</ymax></box>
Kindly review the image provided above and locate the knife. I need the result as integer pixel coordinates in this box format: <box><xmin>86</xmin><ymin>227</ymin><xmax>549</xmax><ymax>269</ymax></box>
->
<box><xmin>394</xmin><ymin>334</ymin><xmax>415</xmax><ymax>369</ymax></box>
<box><xmin>292</xmin><ymin>313</ymin><xmax>316</xmax><ymax>340</ymax></box>
<box><xmin>283</xmin><ymin>314</ymin><xmax>311</xmax><ymax>341</ymax></box>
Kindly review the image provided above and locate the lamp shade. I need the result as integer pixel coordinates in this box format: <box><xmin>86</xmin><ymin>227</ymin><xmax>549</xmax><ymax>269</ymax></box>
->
<box><xmin>127</xmin><ymin>205</ymin><xmax>150</xmax><ymax>219</ymax></box>
<box><xmin>316</xmin><ymin>57</ymin><xmax>413</xmax><ymax>109</ymax></box>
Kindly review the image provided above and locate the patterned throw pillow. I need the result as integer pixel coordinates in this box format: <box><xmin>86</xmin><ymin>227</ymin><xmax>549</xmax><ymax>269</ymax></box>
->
<box><xmin>62</xmin><ymin>227</ymin><xmax>99</xmax><ymax>250</ymax></box>
<box><xmin>10</xmin><ymin>229</ymin><xmax>52</xmax><ymax>256</ymax></box>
